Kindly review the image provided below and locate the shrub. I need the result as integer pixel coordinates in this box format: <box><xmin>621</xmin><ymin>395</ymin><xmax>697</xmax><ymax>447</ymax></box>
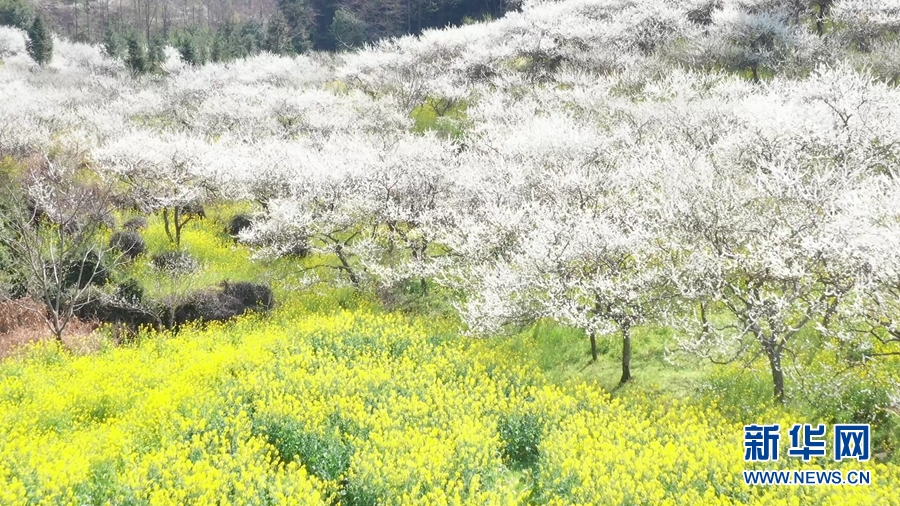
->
<box><xmin>516</xmin><ymin>49</ymin><xmax>563</xmax><ymax>83</ymax></box>
<box><xmin>122</xmin><ymin>216</ymin><xmax>148</xmax><ymax>231</ymax></box>
<box><xmin>74</xmin><ymin>287</ymin><xmax>160</xmax><ymax>331</ymax></box>
<box><xmin>220</xmin><ymin>281</ymin><xmax>274</xmax><ymax>311</ymax></box>
<box><xmin>109</xmin><ymin>231</ymin><xmax>146</xmax><ymax>260</ymax></box>
<box><xmin>114</xmin><ymin>278</ymin><xmax>143</xmax><ymax>304</ymax></box>
<box><xmin>255</xmin><ymin>415</ymin><xmax>354</xmax><ymax>481</ymax></box>
<box><xmin>498</xmin><ymin>412</ymin><xmax>543</xmax><ymax>470</ymax></box>
<box><xmin>172</xmin><ymin>290</ymin><xmax>245</xmax><ymax>326</ymax></box>
<box><xmin>63</xmin><ymin>250</ymin><xmax>109</xmax><ymax>289</ymax></box>
<box><xmin>227</xmin><ymin>213</ymin><xmax>253</xmax><ymax>240</ymax></box>
<box><xmin>151</xmin><ymin>250</ymin><xmax>199</xmax><ymax>274</ymax></box>
<box><xmin>686</xmin><ymin>0</ymin><xmax>721</xmax><ymax>27</ymax></box>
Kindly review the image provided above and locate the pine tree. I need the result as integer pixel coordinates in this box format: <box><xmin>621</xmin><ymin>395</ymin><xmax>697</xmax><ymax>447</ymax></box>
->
<box><xmin>211</xmin><ymin>21</ymin><xmax>239</xmax><ymax>63</ymax></box>
<box><xmin>125</xmin><ymin>33</ymin><xmax>147</xmax><ymax>75</ymax></box>
<box><xmin>177</xmin><ymin>31</ymin><xmax>208</xmax><ymax>66</ymax></box>
<box><xmin>277</xmin><ymin>0</ymin><xmax>313</xmax><ymax>53</ymax></box>
<box><xmin>265</xmin><ymin>13</ymin><xmax>293</xmax><ymax>55</ymax></box>
<box><xmin>25</xmin><ymin>15</ymin><xmax>53</xmax><ymax>66</ymax></box>
<box><xmin>147</xmin><ymin>36</ymin><xmax>166</xmax><ymax>71</ymax></box>
<box><xmin>239</xmin><ymin>20</ymin><xmax>265</xmax><ymax>57</ymax></box>
<box><xmin>331</xmin><ymin>8</ymin><xmax>367</xmax><ymax>50</ymax></box>
<box><xmin>0</xmin><ymin>0</ymin><xmax>32</xmax><ymax>29</ymax></box>
<box><xmin>102</xmin><ymin>24</ymin><xmax>124</xmax><ymax>59</ymax></box>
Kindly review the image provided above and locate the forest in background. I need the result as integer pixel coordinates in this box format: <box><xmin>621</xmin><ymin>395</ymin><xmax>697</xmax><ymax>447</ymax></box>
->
<box><xmin>0</xmin><ymin>0</ymin><xmax>517</xmax><ymax>61</ymax></box>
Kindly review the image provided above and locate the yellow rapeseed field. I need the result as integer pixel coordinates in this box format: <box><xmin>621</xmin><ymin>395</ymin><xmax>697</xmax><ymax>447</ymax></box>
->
<box><xmin>0</xmin><ymin>301</ymin><xmax>897</xmax><ymax>505</ymax></box>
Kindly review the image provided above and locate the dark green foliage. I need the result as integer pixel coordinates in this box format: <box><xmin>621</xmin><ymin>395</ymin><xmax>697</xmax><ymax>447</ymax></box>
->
<box><xmin>265</xmin><ymin>13</ymin><xmax>293</xmax><ymax>55</ymax></box>
<box><xmin>211</xmin><ymin>20</ymin><xmax>240</xmax><ymax>63</ymax></box>
<box><xmin>122</xmin><ymin>216</ymin><xmax>148</xmax><ymax>231</ymax></box>
<box><xmin>517</xmin><ymin>48</ymin><xmax>563</xmax><ymax>83</ymax></box>
<box><xmin>75</xmin><ymin>287</ymin><xmax>161</xmax><ymax>331</ymax></box>
<box><xmin>147</xmin><ymin>36</ymin><xmax>166</xmax><ymax>71</ymax></box>
<box><xmin>172</xmin><ymin>289</ymin><xmax>246</xmax><ymax>326</ymax></box>
<box><xmin>239</xmin><ymin>20</ymin><xmax>266</xmax><ymax>57</ymax></box>
<box><xmin>220</xmin><ymin>281</ymin><xmax>275</xmax><ymax>311</ymax></box>
<box><xmin>278</xmin><ymin>0</ymin><xmax>314</xmax><ymax>53</ymax></box>
<box><xmin>227</xmin><ymin>213</ymin><xmax>253</xmax><ymax>239</ymax></box>
<box><xmin>331</xmin><ymin>8</ymin><xmax>367</xmax><ymax>50</ymax></box>
<box><xmin>109</xmin><ymin>230</ymin><xmax>146</xmax><ymax>260</ymax></box>
<box><xmin>0</xmin><ymin>244</ymin><xmax>27</xmax><ymax>298</ymax></box>
<box><xmin>169</xmin><ymin>282</ymin><xmax>274</xmax><ymax>327</ymax></box>
<box><xmin>179</xmin><ymin>202</ymin><xmax>206</xmax><ymax>219</ymax></box>
<box><xmin>340</xmin><ymin>482</ymin><xmax>380</xmax><ymax>506</ymax></box>
<box><xmin>285</xmin><ymin>241</ymin><xmax>311</xmax><ymax>258</ymax></box>
<box><xmin>498</xmin><ymin>413</ymin><xmax>543</xmax><ymax>470</ymax></box>
<box><xmin>102</xmin><ymin>24</ymin><xmax>125</xmax><ymax>59</ymax></box>
<box><xmin>209</xmin><ymin>19</ymin><xmax>270</xmax><ymax>62</ymax></box>
<box><xmin>72</xmin><ymin>458</ymin><xmax>130</xmax><ymax>506</ymax></box>
<box><xmin>25</xmin><ymin>15</ymin><xmax>53</xmax><ymax>66</ymax></box>
<box><xmin>176</xmin><ymin>31</ymin><xmax>208</xmax><ymax>66</ymax></box>
<box><xmin>307</xmin><ymin>0</ymin><xmax>338</xmax><ymax>50</ymax></box>
<box><xmin>0</xmin><ymin>163</ymin><xmax>25</xmax><ymax>297</ymax></box>
<box><xmin>255</xmin><ymin>415</ymin><xmax>354</xmax><ymax>481</ymax></box>
<box><xmin>11</xmin><ymin>0</ymin><xmax>515</xmax><ymax>56</ymax></box>
<box><xmin>125</xmin><ymin>33</ymin><xmax>147</xmax><ymax>75</ymax></box>
<box><xmin>63</xmin><ymin>250</ymin><xmax>110</xmax><ymax>289</ymax></box>
<box><xmin>115</xmin><ymin>278</ymin><xmax>144</xmax><ymax>304</ymax></box>
<box><xmin>0</xmin><ymin>0</ymin><xmax>31</xmax><ymax>29</ymax></box>
<box><xmin>686</xmin><ymin>0</ymin><xmax>721</xmax><ymax>26</ymax></box>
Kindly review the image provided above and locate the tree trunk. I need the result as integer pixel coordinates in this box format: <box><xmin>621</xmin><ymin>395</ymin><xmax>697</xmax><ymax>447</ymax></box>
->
<box><xmin>620</xmin><ymin>327</ymin><xmax>632</xmax><ymax>385</ymax></box>
<box><xmin>174</xmin><ymin>206</ymin><xmax>183</xmax><ymax>247</ymax></box>
<box><xmin>162</xmin><ymin>208</ymin><xmax>174</xmax><ymax>243</ymax></box>
<box><xmin>335</xmin><ymin>245</ymin><xmax>360</xmax><ymax>287</ymax></box>
<box><xmin>765</xmin><ymin>342</ymin><xmax>785</xmax><ymax>404</ymax></box>
<box><xmin>589</xmin><ymin>331</ymin><xmax>598</xmax><ymax>362</ymax></box>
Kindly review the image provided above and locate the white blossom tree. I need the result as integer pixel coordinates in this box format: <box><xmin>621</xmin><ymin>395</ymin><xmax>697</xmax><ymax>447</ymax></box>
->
<box><xmin>0</xmin><ymin>155</ymin><xmax>120</xmax><ymax>341</ymax></box>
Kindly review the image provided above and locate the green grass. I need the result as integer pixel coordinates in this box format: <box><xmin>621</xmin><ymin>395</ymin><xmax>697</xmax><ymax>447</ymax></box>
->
<box><xmin>487</xmin><ymin>320</ymin><xmax>709</xmax><ymax>397</ymax></box>
<box><xmin>116</xmin><ymin>202</ymin><xmax>311</xmax><ymax>301</ymax></box>
<box><xmin>410</xmin><ymin>97</ymin><xmax>468</xmax><ymax>139</ymax></box>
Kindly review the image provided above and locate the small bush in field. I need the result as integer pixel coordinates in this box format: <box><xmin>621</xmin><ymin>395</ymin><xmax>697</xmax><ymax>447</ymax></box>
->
<box><xmin>172</xmin><ymin>289</ymin><xmax>245</xmax><ymax>326</ymax></box>
<box><xmin>114</xmin><ymin>278</ymin><xmax>144</xmax><ymax>304</ymax></box>
<box><xmin>62</xmin><ymin>250</ymin><xmax>109</xmax><ymax>289</ymax></box>
<box><xmin>151</xmin><ymin>250</ymin><xmax>199</xmax><ymax>274</ymax></box>
<box><xmin>227</xmin><ymin>213</ymin><xmax>253</xmax><ymax>239</ymax></box>
<box><xmin>220</xmin><ymin>281</ymin><xmax>274</xmax><ymax>311</ymax></box>
<box><xmin>122</xmin><ymin>216</ymin><xmax>148</xmax><ymax>231</ymax></box>
<box><xmin>254</xmin><ymin>415</ymin><xmax>353</xmax><ymax>481</ymax></box>
<box><xmin>109</xmin><ymin>230</ymin><xmax>146</xmax><ymax>260</ymax></box>
<box><xmin>498</xmin><ymin>412</ymin><xmax>543</xmax><ymax>470</ymax></box>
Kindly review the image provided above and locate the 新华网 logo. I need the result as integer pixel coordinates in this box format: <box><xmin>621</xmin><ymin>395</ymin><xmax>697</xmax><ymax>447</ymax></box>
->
<box><xmin>743</xmin><ymin>423</ymin><xmax>870</xmax><ymax>462</ymax></box>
